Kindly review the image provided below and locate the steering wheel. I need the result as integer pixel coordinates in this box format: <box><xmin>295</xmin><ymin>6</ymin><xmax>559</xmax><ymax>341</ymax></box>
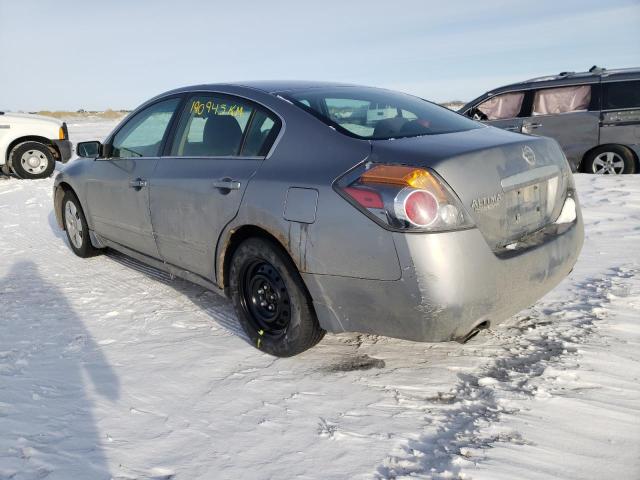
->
<box><xmin>470</xmin><ymin>108</ymin><xmax>488</xmax><ymax>121</ymax></box>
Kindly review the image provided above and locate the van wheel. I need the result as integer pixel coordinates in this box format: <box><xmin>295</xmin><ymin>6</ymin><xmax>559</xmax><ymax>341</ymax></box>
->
<box><xmin>229</xmin><ymin>238</ymin><xmax>325</xmax><ymax>357</ymax></box>
<box><xmin>10</xmin><ymin>142</ymin><xmax>56</xmax><ymax>179</ymax></box>
<box><xmin>62</xmin><ymin>191</ymin><xmax>99</xmax><ymax>258</ymax></box>
<box><xmin>583</xmin><ymin>145</ymin><xmax>636</xmax><ymax>175</ymax></box>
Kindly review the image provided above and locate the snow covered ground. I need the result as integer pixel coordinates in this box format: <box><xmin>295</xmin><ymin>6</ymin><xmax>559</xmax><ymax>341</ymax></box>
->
<box><xmin>0</xmin><ymin>120</ymin><xmax>639</xmax><ymax>479</ymax></box>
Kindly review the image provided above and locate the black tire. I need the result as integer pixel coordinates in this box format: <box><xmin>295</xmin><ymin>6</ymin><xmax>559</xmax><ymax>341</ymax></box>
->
<box><xmin>62</xmin><ymin>191</ymin><xmax>99</xmax><ymax>258</ymax></box>
<box><xmin>9</xmin><ymin>141</ymin><xmax>56</xmax><ymax>179</ymax></box>
<box><xmin>583</xmin><ymin>145</ymin><xmax>636</xmax><ymax>175</ymax></box>
<box><xmin>229</xmin><ymin>237</ymin><xmax>325</xmax><ymax>357</ymax></box>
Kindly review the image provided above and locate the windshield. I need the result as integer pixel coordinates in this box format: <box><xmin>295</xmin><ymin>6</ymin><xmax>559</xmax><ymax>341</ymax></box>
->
<box><xmin>284</xmin><ymin>87</ymin><xmax>481</xmax><ymax>140</ymax></box>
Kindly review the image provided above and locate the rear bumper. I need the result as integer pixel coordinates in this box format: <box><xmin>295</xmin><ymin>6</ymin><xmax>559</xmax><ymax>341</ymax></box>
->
<box><xmin>52</xmin><ymin>139</ymin><xmax>72</xmax><ymax>163</ymax></box>
<box><xmin>303</xmin><ymin>212</ymin><xmax>583</xmax><ymax>342</ymax></box>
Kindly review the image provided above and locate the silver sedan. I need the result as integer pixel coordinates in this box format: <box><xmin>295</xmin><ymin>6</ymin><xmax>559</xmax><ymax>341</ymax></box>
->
<box><xmin>54</xmin><ymin>82</ymin><xmax>583</xmax><ymax>356</ymax></box>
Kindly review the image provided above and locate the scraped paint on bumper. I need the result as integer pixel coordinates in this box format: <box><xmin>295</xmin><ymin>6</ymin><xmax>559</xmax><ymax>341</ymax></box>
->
<box><xmin>303</xmin><ymin>213</ymin><xmax>584</xmax><ymax>342</ymax></box>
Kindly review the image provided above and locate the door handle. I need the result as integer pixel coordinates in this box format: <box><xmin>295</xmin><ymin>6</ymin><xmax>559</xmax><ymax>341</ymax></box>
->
<box><xmin>212</xmin><ymin>178</ymin><xmax>241</xmax><ymax>191</ymax></box>
<box><xmin>129</xmin><ymin>178</ymin><xmax>148</xmax><ymax>190</ymax></box>
<box><xmin>504</xmin><ymin>125</ymin><xmax>521</xmax><ymax>132</ymax></box>
<box><xmin>524</xmin><ymin>122</ymin><xmax>542</xmax><ymax>130</ymax></box>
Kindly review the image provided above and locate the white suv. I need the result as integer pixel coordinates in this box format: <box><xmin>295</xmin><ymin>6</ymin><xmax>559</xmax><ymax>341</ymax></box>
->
<box><xmin>0</xmin><ymin>111</ymin><xmax>72</xmax><ymax>179</ymax></box>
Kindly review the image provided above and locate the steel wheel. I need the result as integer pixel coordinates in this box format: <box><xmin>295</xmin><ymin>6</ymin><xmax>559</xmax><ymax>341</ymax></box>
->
<box><xmin>591</xmin><ymin>151</ymin><xmax>625</xmax><ymax>174</ymax></box>
<box><xmin>239</xmin><ymin>259</ymin><xmax>291</xmax><ymax>337</ymax></box>
<box><xmin>230</xmin><ymin>237</ymin><xmax>324</xmax><ymax>356</ymax></box>
<box><xmin>64</xmin><ymin>200</ymin><xmax>84</xmax><ymax>249</ymax></box>
<box><xmin>20</xmin><ymin>149</ymin><xmax>50</xmax><ymax>176</ymax></box>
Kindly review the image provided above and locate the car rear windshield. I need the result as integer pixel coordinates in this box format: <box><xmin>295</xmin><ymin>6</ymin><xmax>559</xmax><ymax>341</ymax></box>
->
<box><xmin>283</xmin><ymin>87</ymin><xmax>481</xmax><ymax>140</ymax></box>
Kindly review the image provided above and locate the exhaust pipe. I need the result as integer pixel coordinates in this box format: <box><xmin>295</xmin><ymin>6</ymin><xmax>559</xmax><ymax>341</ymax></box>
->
<box><xmin>456</xmin><ymin>320</ymin><xmax>490</xmax><ymax>344</ymax></box>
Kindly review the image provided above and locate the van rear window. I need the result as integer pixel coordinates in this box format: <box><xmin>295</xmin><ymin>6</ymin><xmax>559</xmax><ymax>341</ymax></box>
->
<box><xmin>284</xmin><ymin>87</ymin><xmax>481</xmax><ymax>140</ymax></box>
<box><xmin>603</xmin><ymin>81</ymin><xmax>640</xmax><ymax>110</ymax></box>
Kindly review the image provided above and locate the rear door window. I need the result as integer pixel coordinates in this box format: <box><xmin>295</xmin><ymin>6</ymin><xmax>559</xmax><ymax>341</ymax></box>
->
<box><xmin>171</xmin><ymin>94</ymin><xmax>254</xmax><ymax>157</ymax></box>
<box><xmin>532</xmin><ymin>85</ymin><xmax>591</xmax><ymax>116</ymax></box>
<box><xmin>476</xmin><ymin>92</ymin><xmax>525</xmax><ymax>120</ymax></box>
<box><xmin>603</xmin><ymin>80</ymin><xmax>640</xmax><ymax>109</ymax></box>
<box><xmin>241</xmin><ymin>110</ymin><xmax>280</xmax><ymax>157</ymax></box>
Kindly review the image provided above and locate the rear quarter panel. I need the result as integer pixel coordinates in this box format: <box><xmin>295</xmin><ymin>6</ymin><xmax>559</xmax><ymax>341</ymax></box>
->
<box><xmin>218</xmin><ymin>92</ymin><xmax>401</xmax><ymax>283</ymax></box>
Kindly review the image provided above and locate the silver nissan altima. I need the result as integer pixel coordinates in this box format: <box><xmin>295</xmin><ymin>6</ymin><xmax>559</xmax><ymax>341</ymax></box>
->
<box><xmin>53</xmin><ymin>81</ymin><xmax>583</xmax><ymax>356</ymax></box>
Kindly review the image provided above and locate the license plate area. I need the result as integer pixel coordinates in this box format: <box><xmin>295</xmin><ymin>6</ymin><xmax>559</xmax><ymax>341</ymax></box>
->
<box><xmin>500</xmin><ymin>165</ymin><xmax>562</xmax><ymax>237</ymax></box>
<box><xmin>506</xmin><ymin>182</ymin><xmax>546</xmax><ymax>230</ymax></box>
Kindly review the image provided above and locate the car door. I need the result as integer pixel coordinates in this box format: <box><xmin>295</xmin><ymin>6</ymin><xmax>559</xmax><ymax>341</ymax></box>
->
<box><xmin>600</xmin><ymin>79</ymin><xmax>640</xmax><ymax>146</ymax></box>
<box><xmin>520</xmin><ymin>84</ymin><xmax>600</xmax><ymax>167</ymax></box>
<box><xmin>149</xmin><ymin>93</ymin><xmax>281</xmax><ymax>280</ymax></box>
<box><xmin>85</xmin><ymin>97</ymin><xmax>181</xmax><ymax>258</ymax></box>
<box><xmin>466</xmin><ymin>91</ymin><xmax>526</xmax><ymax>132</ymax></box>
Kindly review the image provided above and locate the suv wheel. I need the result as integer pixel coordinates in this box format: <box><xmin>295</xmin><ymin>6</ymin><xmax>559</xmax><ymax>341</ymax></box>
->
<box><xmin>10</xmin><ymin>142</ymin><xmax>56</xmax><ymax>179</ymax></box>
<box><xmin>229</xmin><ymin>238</ymin><xmax>325</xmax><ymax>357</ymax></box>
<box><xmin>584</xmin><ymin>145</ymin><xmax>636</xmax><ymax>175</ymax></box>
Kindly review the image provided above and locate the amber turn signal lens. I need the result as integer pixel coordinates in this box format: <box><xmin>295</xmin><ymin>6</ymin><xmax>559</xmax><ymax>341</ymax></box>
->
<box><xmin>360</xmin><ymin>165</ymin><xmax>447</xmax><ymax>201</ymax></box>
<box><xmin>59</xmin><ymin>127</ymin><xmax>65</xmax><ymax>140</ymax></box>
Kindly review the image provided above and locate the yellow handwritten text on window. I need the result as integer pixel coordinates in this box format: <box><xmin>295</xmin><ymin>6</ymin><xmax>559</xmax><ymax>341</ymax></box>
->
<box><xmin>190</xmin><ymin>100</ymin><xmax>244</xmax><ymax>117</ymax></box>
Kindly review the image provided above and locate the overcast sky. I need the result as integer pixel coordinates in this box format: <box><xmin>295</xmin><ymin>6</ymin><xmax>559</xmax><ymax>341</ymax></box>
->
<box><xmin>1</xmin><ymin>0</ymin><xmax>639</xmax><ymax>111</ymax></box>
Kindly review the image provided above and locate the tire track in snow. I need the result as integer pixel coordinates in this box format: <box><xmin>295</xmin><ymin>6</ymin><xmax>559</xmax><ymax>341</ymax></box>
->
<box><xmin>376</xmin><ymin>266</ymin><xmax>636</xmax><ymax>479</ymax></box>
<box><xmin>104</xmin><ymin>250</ymin><xmax>247</xmax><ymax>340</ymax></box>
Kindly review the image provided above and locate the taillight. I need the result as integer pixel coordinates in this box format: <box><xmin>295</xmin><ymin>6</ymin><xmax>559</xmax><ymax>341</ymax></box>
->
<box><xmin>336</xmin><ymin>164</ymin><xmax>473</xmax><ymax>232</ymax></box>
<box><xmin>343</xmin><ymin>186</ymin><xmax>384</xmax><ymax>209</ymax></box>
<box><xmin>395</xmin><ymin>188</ymin><xmax>438</xmax><ymax>227</ymax></box>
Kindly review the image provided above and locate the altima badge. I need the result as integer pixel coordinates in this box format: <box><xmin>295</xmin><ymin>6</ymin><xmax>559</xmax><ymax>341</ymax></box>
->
<box><xmin>471</xmin><ymin>193</ymin><xmax>503</xmax><ymax>212</ymax></box>
<box><xmin>522</xmin><ymin>145</ymin><xmax>536</xmax><ymax>166</ymax></box>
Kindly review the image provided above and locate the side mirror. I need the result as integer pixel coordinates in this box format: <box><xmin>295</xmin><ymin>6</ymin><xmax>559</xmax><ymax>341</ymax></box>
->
<box><xmin>77</xmin><ymin>141</ymin><xmax>102</xmax><ymax>158</ymax></box>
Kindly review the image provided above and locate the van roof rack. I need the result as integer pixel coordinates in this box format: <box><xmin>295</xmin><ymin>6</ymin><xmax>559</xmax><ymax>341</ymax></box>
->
<box><xmin>525</xmin><ymin>65</ymin><xmax>611</xmax><ymax>83</ymax></box>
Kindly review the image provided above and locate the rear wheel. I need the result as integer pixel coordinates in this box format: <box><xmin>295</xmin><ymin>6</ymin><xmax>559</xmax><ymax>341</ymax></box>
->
<box><xmin>62</xmin><ymin>191</ymin><xmax>99</xmax><ymax>258</ymax></box>
<box><xmin>229</xmin><ymin>238</ymin><xmax>324</xmax><ymax>357</ymax></box>
<box><xmin>10</xmin><ymin>142</ymin><xmax>56</xmax><ymax>179</ymax></box>
<box><xmin>584</xmin><ymin>145</ymin><xmax>636</xmax><ymax>175</ymax></box>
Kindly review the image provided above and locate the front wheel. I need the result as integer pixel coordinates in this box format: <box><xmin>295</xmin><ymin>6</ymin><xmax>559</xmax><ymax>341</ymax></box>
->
<box><xmin>10</xmin><ymin>142</ymin><xmax>56</xmax><ymax>179</ymax></box>
<box><xmin>583</xmin><ymin>145</ymin><xmax>636</xmax><ymax>175</ymax></box>
<box><xmin>62</xmin><ymin>191</ymin><xmax>99</xmax><ymax>258</ymax></box>
<box><xmin>229</xmin><ymin>238</ymin><xmax>325</xmax><ymax>357</ymax></box>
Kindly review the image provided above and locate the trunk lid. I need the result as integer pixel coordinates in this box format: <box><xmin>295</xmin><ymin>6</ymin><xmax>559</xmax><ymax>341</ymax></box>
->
<box><xmin>369</xmin><ymin>126</ymin><xmax>571</xmax><ymax>250</ymax></box>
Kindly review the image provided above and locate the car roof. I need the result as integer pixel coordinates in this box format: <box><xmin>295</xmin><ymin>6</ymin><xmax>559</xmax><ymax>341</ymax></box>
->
<box><xmin>137</xmin><ymin>81</ymin><xmax>368</xmax><ymax>120</ymax></box>
<box><xmin>233</xmin><ymin>80</ymin><xmax>358</xmax><ymax>93</ymax></box>
<box><xmin>163</xmin><ymin>80</ymin><xmax>359</xmax><ymax>97</ymax></box>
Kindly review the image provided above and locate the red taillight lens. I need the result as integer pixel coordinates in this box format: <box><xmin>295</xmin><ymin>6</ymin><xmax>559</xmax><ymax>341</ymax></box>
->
<box><xmin>344</xmin><ymin>186</ymin><xmax>384</xmax><ymax>209</ymax></box>
<box><xmin>336</xmin><ymin>163</ymin><xmax>473</xmax><ymax>232</ymax></box>
<box><xmin>398</xmin><ymin>189</ymin><xmax>438</xmax><ymax>227</ymax></box>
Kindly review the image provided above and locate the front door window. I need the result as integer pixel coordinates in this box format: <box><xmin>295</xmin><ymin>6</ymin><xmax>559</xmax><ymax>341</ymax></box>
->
<box><xmin>476</xmin><ymin>92</ymin><xmax>525</xmax><ymax>121</ymax></box>
<box><xmin>111</xmin><ymin>98</ymin><xmax>180</xmax><ymax>158</ymax></box>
